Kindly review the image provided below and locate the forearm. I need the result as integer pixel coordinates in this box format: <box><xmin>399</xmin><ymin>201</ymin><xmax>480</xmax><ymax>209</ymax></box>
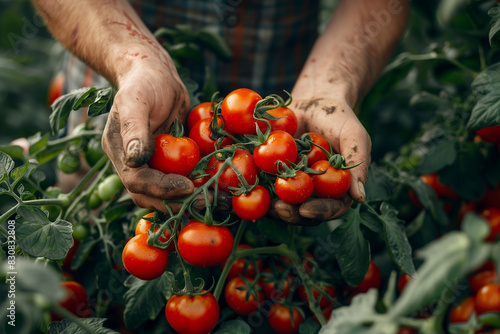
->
<box><xmin>32</xmin><ymin>0</ymin><xmax>171</xmax><ymax>86</ymax></box>
<box><xmin>293</xmin><ymin>0</ymin><xmax>409</xmax><ymax>106</ymax></box>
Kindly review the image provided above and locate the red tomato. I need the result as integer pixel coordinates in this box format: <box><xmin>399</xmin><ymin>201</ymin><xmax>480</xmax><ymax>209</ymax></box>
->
<box><xmin>310</xmin><ymin>160</ymin><xmax>351</xmax><ymax>198</ymax></box>
<box><xmin>253</xmin><ymin>130</ymin><xmax>298</xmax><ymax>174</ymax></box>
<box><xmin>187</xmin><ymin>102</ymin><xmax>213</xmax><ymax>131</ymax></box>
<box><xmin>52</xmin><ymin>281</ymin><xmax>90</xmax><ymax>321</ymax></box>
<box><xmin>449</xmin><ymin>296</ymin><xmax>476</xmax><ymax>323</ymax></box>
<box><xmin>475</xmin><ymin>283</ymin><xmax>500</xmax><ymax>315</ymax></box>
<box><xmin>191</xmin><ymin>174</ymin><xmax>210</xmax><ymax>187</ymax></box>
<box><xmin>398</xmin><ymin>273</ymin><xmax>412</xmax><ymax>294</ymax></box>
<box><xmin>302</xmin><ymin>132</ymin><xmax>330</xmax><ymax>167</ymax></box>
<box><xmin>135</xmin><ymin>213</ymin><xmax>176</xmax><ymax>253</ymax></box>
<box><xmin>268</xmin><ymin>304</ymin><xmax>304</xmax><ymax>334</ymax></box>
<box><xmin>122</xmin><ymin>234</ymin><xmax>169</xmax><ymax>280</ymax></box>
<box><xmin>480</xmin><ymin>208</ymin><xmax>500</xmax><ymax>242</ymax></box>
<box><xmin>62</xmin><ymin>237</ymin><xmax>79</xmax><ymax>271</ymax></box>
<box><xmin>207</xmin><ymin>149</ymin><xmax>259</xmax><ymax>192</ymax></box>
<box><xmin>468</xmin><ymin>270</ymin><xmax>498</xmax><ymax>293</ymax></box>
<box><xmin>297</xmin><ymin>284</ymin><xmax>336</xmax><ymax>309</ymax></box>
<box><xmin>224</xmin><ymin>277</ymin><xmax>265</xmax><ymax>315</ymax></box>
<box><xmin>149</xmin><ymin>134</ymin><xmax>200</xmax><ymax>176</ymax></box>
<box><xmin>221</xmin><ymin>88</ymin><xmax>262</xmax><ymax>135</ymax></box>
<box><xmin>257</xmin><ymin>106</ymin><xmax>298</xmax><ymax>136</ymax></box>
<box><xmin>165</xmin><ymin>292</ymin><xmax>219</xmax><ymax>334</ymax></box>
<box><xmin>47</xmin><ymin>72</ymin><xmax>65</xmax><ymax>106</ymax></box>
<box><xmin>261</xmin><ymin>266</ymin><xmax>293</xmax><ymax>301</ymax></box>
<box><xmin>414</xmin><ymin>173</ymin><xmax>459</xmax><ymax>200</ymax></box>
<box><xmin>232</xmin><ymin>185</ymin><xmax>271</xmax><ymax>222</ymax></box>
<box><xmin>223</xmin><ymin>244</ymin><xmax>264</xmax><ymax>280</ymax></box>
<box><xmin>275</xmin><ymin>171</ymin><xmax>313</xmax><ymax>205</ymax></box>
<box><xmin>476</xmin><ymin>125</ymin><xmax>500</xmax><ymax>144</ymax></box>
<box><xmin>189</xmin><ymin>116</ymin><xmax>234</xmax><ymax>157</ymax></box>
<box><xmin>479</xmin><ymin>182</ymin><xmax>500</xmax><ymax>209</ymax></box>
<box><xmin>349</xmin><ymin>261</ymin><xmax>381</xmax><ymax>295</ymax></box>
<box><xmin>178</xmin><ymin>220</ymin><xmax>234</xmax><ymax>267</ymax></box>
<box><xmin>397</xmin><ymin>327</ymin><xmax>418</xmax><ymax>334</ymax></box>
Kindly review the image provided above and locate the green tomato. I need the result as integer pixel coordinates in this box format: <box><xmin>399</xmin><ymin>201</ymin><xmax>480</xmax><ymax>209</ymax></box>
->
<box><xmin>84</xmin><ymin>138</ymin><xmax>105</xmax><ymax>167</ymax></box>
<box><xmin>73</xmin><ymin>224</ymin><xmax>89</xmax><ymax>240</ymax></box>
<box><xmin>41</xmin><ymin>205</ymin><xmax>61</xmax><ymax>221</ymax></box>
<box><xmin>97</xmin><ymin>174</ymin><xmax>124</xmax><ymax>201</ymax></box>
<box><xmin>88</xmin><ymin>189</ymin><xmax>102</xmax><ymax>209</ymax></box>
<box><xmin>45</xmin><ymin>186</ymin><xmax>63</xmax><ymax>198</ymax></box>
<box><xmin>58</xmin><ymin>151</ymin><xmax>81</xmax><ymax>174</ymax></box>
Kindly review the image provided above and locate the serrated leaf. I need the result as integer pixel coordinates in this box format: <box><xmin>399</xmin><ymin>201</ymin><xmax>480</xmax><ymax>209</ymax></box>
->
<box><xmin>215</xmin><ymin>320</ymin><xmax>251</xmax><ymax>334</ymax></box>
<box><xmin>330</xmin><ymin>209</ymin><xmax>370</xmax><ymax>287</ymax></box>
<box><xmin>489</xmin><ymin>7</ymin><xmax>500</xmax><ymax>49</ymax></box>
<box><xmin>0</xmin><ymin>151</ymin><xmax>15</xmax><ymax>183</ymax></box>
<box><xmin>49</xmin><ymin>87</ymin><xmax>93</xmax><ymax>136</ymax></box>
<box><xmin>123</xmin><ymin>272</ymin><xmax>175</xmax><ymax>329</ymax></box>
<box><xmin>81</xmin><ymin>87</ymin><xmax>115</xmax><ymax>117</ymax></box>
<box><xmin>15</xmin><ymin>206</ymin><xmax>74</xmax><ymax>260</ymax></box>
<box><xmin>48</xmin><ymin>318</ymin><xmax>119</xmax><ymax>334</ymax></box>
<box><xmin>418</xmin><ymin>140</ymin><xmax>457</xmax><ymax>174</ymax></box>
<box><xmin>10</xmin><ymin>161</ymin><xmax>30</xmax><ymax>185</ymax></box>
<box><xmin>390</xmin><ymin>232</ymin><xmax>470</xmax><ymax>318</ymax></box>
<box><xmin>364</xmin><ymin>164</ymin><xmax>393</xmax><ymax>202</ymax></box>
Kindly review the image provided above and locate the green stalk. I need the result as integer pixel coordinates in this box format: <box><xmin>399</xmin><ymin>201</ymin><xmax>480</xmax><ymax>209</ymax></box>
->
<box><xmin>67</xmin><ymin>155</ymin><xmax>109</xmax><ymax>202</ymax></box>
<box><xmin>51</xmin><ymin>304</ymin><xmax>95</xmax><ymax>334</ymax></box>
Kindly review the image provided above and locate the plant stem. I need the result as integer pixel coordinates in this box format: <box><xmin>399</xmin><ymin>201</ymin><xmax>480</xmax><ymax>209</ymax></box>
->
<box><xmin>397</xmin><ymin>316</ymin><xmax>427</xmax><ymax>329</ymax></box>
<box><xmin>51</xmin><ymin>304</ymin><xmax>95</xmax><ymax>334</ymax></box>
<box><xmin>44</xmin><ymin>130</ymin><xmax>102</xmax><ymax>148</ymax></box>
<box><xmin>67</xmin><ymin>155</ymin><xmax>109</xmax><ymax>202</ymax></box>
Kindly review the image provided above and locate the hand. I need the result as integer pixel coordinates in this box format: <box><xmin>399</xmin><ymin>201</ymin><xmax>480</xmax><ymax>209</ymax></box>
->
<box><xmin>272</xmin><ymin>97</ymin><xmax>371</xmax><ymax>225</ymax></box>
<box><xmin>101</xmin><ymin>55</ymin><xmax>195</xmax><ymax>212</ymax></box>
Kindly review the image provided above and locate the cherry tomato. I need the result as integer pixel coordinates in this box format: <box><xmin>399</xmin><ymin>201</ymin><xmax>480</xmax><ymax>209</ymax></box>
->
<box><xmin>178</xmin><ymin>220</ymin><xmax>234</xmax><ymax>267</ymax></box>
<box><xmin>88</xmin><ymin>189</ymin><xmax>102</xmax><ymax>209</ymax></box>
<box><xmin>397</xmin><ymin>327</ymin><xmax>418</xmax><ymax>334</ymax></box>
<box><xmin>253</xmin><ymin>130</ymin><xmax>298</xmax><ymax>174</ymax></box>
<box><xmin>187</xmin><ymin>102</ymin><xmax>213</xmax><ymax>131</ymax></box>
<box><xmin>232</xmin><ymin>185</ymin><xmax>271</xmax><ymax>222</ymax></box>
<box><xmin>275</xmin><ymin>171</ymin><xmax>313</xmax><ymax>205</ymax></box>
<box><xmin>223</xmin><ymin>244</ymin><xmax>264</xmax><ymax>280</ymax></box>
<box><xmin>257</xmin><ymin>106</ymin><xmax>298</xmax><ymax>136</ymax></box>
<box><xmin>476</xmin><ymin>125</ymin><xmax>500</xmax><ymax>144</ymax></box>
<box><xmin>73</xmin><ymin>224</ymin><xmax>89</xmax><ymax>241</ymax></box>
<box><xmin>475</xmin><ymin>283</ymin><xmax>500</xmax><ymax>315</ymax></box>
<box><xmin>58</xmin><ymin>151</ymin><xmax>81</xmax><ymax>174</ymax></box>
<box><xmin>302</xmin><ymin>132</ymin><xmax>330</xmax><ymax>167</ymax></box>
<box><xmin>268</xmin><ymin>304</ymin><xmax>304</xmax><ymax>334</ymax></box>
<box><xmin>414</xmin><ymin>173</ymin><xmax>459</xmax><ymax>200</ymax></box>
<box><xmin>480</xmin><ymin>208</ymin><xmax>500</xmax><ymax>242</ymax></box>
<box><xmin>165</xmin><ymin>292</ymin><xmax>219</xmax><ymax>334</ymax></box>
<box><xmin>122</xmin><ymin>234</ymin><xmax>169</xmax><ymax>280</ymax></box>
<box><xmin>84</xmin><ymin>137</ymin><xmax>105</xmax><ymax>167</ymax></box>
<box><xmin>297</xmin><ymin>284</ymin><xmax>336</xmax><ymax>309</ymax></box>
<box><xmin>224</xmin><ymin>276</ymin><xmax>264</xmax><ymax>315</ymax></box>
<box><xmin>261</xmin><ymin>266</ymin><xmax>293</xmax><ymax>301</ymax></box>
<box><xmin>191</xmin><ymin>173</ymin><xmax>210</xmax><ymax>187</ymax></box>
<box><xmin>52</xmin><ymin>281</ymin><xmax>90</xmax><ymax>321</ymax></box>
<box><xmin>207</xmin><ymin>149</ymin><xmax>259</xmax><ymax>192</ymax></box>
<box><xmin>97</xmin><ymin>174</ymin><xmax>124</xmax><ymax>201</ymax></box>
<box><xmin>47</xmin><ymin>72</ymin><xmax>65</xmax><ymax>106</ymax></box>
<box><xmin>349</xmin><ymin>261</ymin><xmax>381</xmax><ymax>295</ymax></box>
<box><xmin>62</xmin><ymin>237</ymin><xmax>79</xmax><ymax>271</ymax></box>
<box><xmin>479</xmin><ymin>181</ymin><xmax>500</xmax><ymax>209</ymax></box>
<box><xmin>398</xmin><ymin>273</ymin><xmax>412</xmax><ymax>294</ymax></box>
<box><xmin>310</xmin><ymin>160</ymin><xmax>351</xmax><ymax>198</ymax></box>
<box><xmin>449</xmin><ymin>296</ymin><xmax>476</xmax><ymax>323</ymax></box>
<box><xmin>221</xmin><ymin>88</ymin><xmax>262</xmax><ymax>135</ymax></box>
<box><xmin>468</xmin><ymin>270</ymin><xmax>498</xmax><ymax>293</ymax></box>
<box><xmin>135</xmin><ymin>213</ymin><xmax>175</xmax><ymax>253</ymax></box>
<box><xmin>189</xmin><ymin>116</ymin><xmax>234</xmax><ymax>157</ymax></box>
<box><xmin>149</xmin><ymin>134</ymin><xmax>200</xmax><ymax>176</ymax></box>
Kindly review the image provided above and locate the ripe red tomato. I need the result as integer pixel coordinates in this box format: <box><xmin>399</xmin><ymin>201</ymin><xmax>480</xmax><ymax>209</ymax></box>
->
<box><xmin>253</xmin><ymin>130</ymin><xmax>298</xmax><ymax>174</ymax></box>
<box><xmin>398</xmin><ymin>273</ymin><xmax>412</xmax><ymax>294</ymax></box>
<box><xmin>468</xmin><ymin>270</ymin><xmax>498</xmax><ymax>293</ymax></box>
<box><xmin>122</xmin><ymin>234</ymin><xmax>169</xmax><ymax>280</ymax></box>
<box><xmin>475</xmin><ymin>283</ymin><xmax>500</xmax><ymax>315</ymax></box>
<box><xmin>310</xmin><ymin>160</ymin><xmax>351</xmax><ymax>198</ymax></box>
<box><xmin>224</xmin><ymin>277</ymin><xmax>265</xmax><ymax>315</ymax></box>
<box><xmin>257</xmin><ymin>106</ymin><xmax>298</xmax><ymax>136</ymax></box>
<box><xmin>178</xmin><ymin>220</ymin><xmax>234</xmax><ymax>267</ymax></box>
<box><xmin>297</xmin><ymin>284</ymin><xmax>336</xmax><ymax>309</ymax></box>
<box><xmin>221</xmin><ymin>88</ymin><xmax>262</xmax><ymax>135</ymax></box>
<box><xmin>476</xmin><ymin>125</ymin><xmax>500</xmax><ymax>144</ymax></box>
<box><xmin>47</xmin><ymin>72</ymin><xmax>65</xmax><ymax>106</ymax></box>
<box><xmin>275</xmin><ymin>171</ymin><xmax>313</xmax><ymax>205</ymax></box>
<box><xmin>449</xmin><ymin>296</ymin><xmax>476</xmax><ymax>323</ymax></box>
<box><xmin>52</xmin><ymin>281</ymin><xmax>91</xmax><ymax>321</ymax></box>
<box><xmin>350</xmin><ymin>261</ymin><xmax>381</xmax><ymax>295</ymax></box>
<box><xmin>261</xmin><ymin>266</ymin><xmax>293</xmax><ymax>301</ymax></box>
<box><xmin>397</xmin><ymin>327</ymin><xmax>418</xmax><ymax>334</ymax></box>
<box><xmin>223</xmin><ymin>244</ymin><xmax>264</xmax><ymax>280</ymax></box>
<box><xmin>187</xmin><ymin>102</ymin><xmax>213</xmax><ymax>131</ymax></box>
<box><xmin>479</xmin><ymin>181</ymin><xmax>500</xmax><ymax>209</ymax></box>
<box><xmin>302</xmin><ymin>132</ymin><xmax>330</xmax><ymax>167</ymax></box>
<box><xmin>207</xmin><ymin>149</ymin><xmax>259</xmax><ymax>192</ymax></box>
<box><xmin>135</xmin><ymin>213</ymin><xmax>176</xmax><ymax>253</ymax></box>
<box><xmin>148</xmin><ymin>134</ymin><xmax>200</xmax><ymax>176</ymax></box>
<box><xmin>165</xmin><ymin>292</ymin><xmax>219</xmax><ymax>334</ymax></box>
<box><xmin>268</xmin><ymin>304</ymin><xmax>304</xmax><ymax>334</ymax></box>
<box><xmin>189</xmin><ymin>116</ymin><xmax>234</xmax><ymax>157</ymax></box>
<box><xmin>480</xmin><ymin>208</ymin><xmax>500</xmax><ymax>242</ymax></box>
<box><xmin>414</xmin><ymin>173</ymin><xmax>459</xmax><ymax>200</ymax></box>
<box><xmin>232</xmin><ymin>185</ymin><xmax>271</xmax><ymax>222</ymax></box>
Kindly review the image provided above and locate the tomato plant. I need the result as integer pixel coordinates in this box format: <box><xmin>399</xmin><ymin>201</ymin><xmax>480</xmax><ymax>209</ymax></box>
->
<box><xmin>165</xmin><ymin>292</ymin><xmax>219</xmax><ymax>334</ymax></box>
<box><xmin>300</xmin><ymin>132</ymin><xmax>330</xmax><ymax>167</ymax></box>
<box><xmin>148</xmin><ymin>134</ymin><xmax>200</xmax><ymax>176</ymax></box>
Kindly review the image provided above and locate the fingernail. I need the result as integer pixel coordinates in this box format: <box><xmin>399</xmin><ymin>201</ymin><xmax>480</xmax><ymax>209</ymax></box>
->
<box><xmin>126</xmin><ymin>139</ymin><xmax>141</xmax><ymax>158</ymax></box>
<box><xmin>358</xmin><ymin>180</ymin><xmax>366</xmax><ymax>200</ymax></box>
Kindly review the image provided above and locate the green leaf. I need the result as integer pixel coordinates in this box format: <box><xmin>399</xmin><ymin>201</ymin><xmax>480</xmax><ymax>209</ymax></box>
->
<box><xmin>462</xmin><ymin>212</ymin><xmax>491</xmax><ymax>243</ymax></box>
<box><xmin>390</xmin><ymin>232</ymin><xmax>470</xmax><ymax>318</ymax></box>
<box><xmin>177</xmin><ymin>67</ymin><xmax>200</xmax><ymax>107</ymax></box>
<box><xmin>123</xmin><ymin>272</ymin><xmax>175</xmax><ymax>330</ymax></box>
<box><xmin>330</xmin><ymin>208</ymin><xmax>370</xmax><ymax>287</ymax></box>
<box><xmin>10</xmin><ymin>160</ymin><xmax>38</xmax><ymax>187</ymax></box>
<box><xmin>49</xmin><ymin>88</ymin><xmax>92</xmax><ymax>136</ymax></box>
<box><xmin>418</xmin><ymin>140</ymin><xmax>457</xmax><ymax>174</ymax></box>
<box><xmin>299</xmin><ymin>317</ymin><xmax>321</xmax><ymax>334</ymax></box>
<box><xmin>448</xmin><ymin>313</ymin><xmax>480</xmax><ymax>334</ymax></box>
<box><xmin>257</xmin><ymin>216</ymin><xmax>291</xmax><ymax>244</ymax></box>
<box><xmin>467</xmin><ymin>64</ymin><xmax>500</xmax><ymax>132</ymax></box>
<box><xmin>71</xmin><ymin>237</ymin><xmax>100</xmax><ymax>271</ymax></box>
<box><xmin>200</xmin><ymin>66</ymin><xmax>219</xmax><ymax>103</ymax></box>
<box><xmin>84</xmin><ymin>87</ymin><xmax>116</xmax><ymax>117</ymax></box>
<box><xmin>489</xmin><ymin>7</ymin><xmax>500</xmax><ymax>49</ymax></box>
<box><xmin>364</xmin><ymin>164</ymin><xmax>393</xmax><ymax>202</ymax></box>
<box><xmin>478</xmin><ymin>312</ymin><xmax>500</xmax><ymax>328</ymax></box>
<box><xmin>48</xmin><ymin>318</ymin><xmax>119</xmax><ymax>334</ymax></box>
<box><xmin>15</xmin><ymin>206</ymin><xmax>74</xmax><ymax>260</ymax></box>
<box><xmin>0</xmin><ymin>145</ymin><xmax>25</xmax><ymax>161</ymax></box>
<box><xmin>382</xmin><ymin>271</ymin><xmax>398</xmax><ymax>310</ymax></box>
<box><xmin>195</xmin><ymin>29</ymin><xmax>232</xmax><ymax>60</ymax></box>
<box><xmin>215</xmin><ymin>320</ymin><xmax>252</xmax><ymax>334</ymax></box>
<box><xmin>403</xmin><ymin>174</ymin><xmax>448</xmax><ymax>225</ymax></box>
<box><xmin>0</xmin><ymin>151</ymin><xmax>15</xmax><ymax>184</ymax></box>
<box><xmin>28</xmin><ymin>132</ymin><xmax>49</xmax><ymax>156</ymax></box>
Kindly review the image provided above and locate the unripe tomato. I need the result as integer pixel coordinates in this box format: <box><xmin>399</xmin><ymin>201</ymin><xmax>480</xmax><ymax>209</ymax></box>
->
<box><xmin>84</xmin><ymin>138</ymin><xmax>105</xmax><ymax>167</ymax></box>
<box><xmin>97</xmin><ymin>174</ymin><xmax>124</xmax><ymax>201</ymax></box>
<box><xmin>58</xmin><ymin>151</ymin><xmax>81</xmax><ymax>174</ymax></box>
